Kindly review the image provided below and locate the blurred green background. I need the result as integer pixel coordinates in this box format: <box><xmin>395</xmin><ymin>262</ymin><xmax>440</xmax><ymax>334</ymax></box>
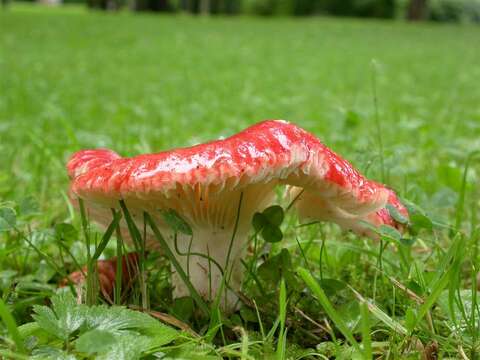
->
<box><xmin>3</xmin><ymin>0</ymin><xmax>480</xmax><ymax>22</ymax></box>
<box><xmin>1</xmin><ymin>2</ymin><xmax>479</xmax><ymax>224</ymax></box>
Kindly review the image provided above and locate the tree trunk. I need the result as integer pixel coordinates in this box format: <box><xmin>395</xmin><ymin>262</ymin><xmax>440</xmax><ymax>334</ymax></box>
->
<box><xmin>134</xmin><ymin>0</ymin><xmax>169</xmax><ymax>11</ymax></box>
<box><xmin>199</xmin><ymin>0</ymin><xmax>210</xmax><ymax>14</ymax></box>
<box><xmin>180</xmin><ymin>0</ymin><xmax>189</xmax><ymax>11</ymax></box>
<box><xmin>407</xmin><ymin>0</ymin><xmax>428</xmax><ymax>20</ymax></box>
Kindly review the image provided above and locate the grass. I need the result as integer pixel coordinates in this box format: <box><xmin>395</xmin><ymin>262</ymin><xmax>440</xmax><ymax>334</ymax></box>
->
<box><xmin>1</xmin><ymin>3</ymin><xmax>480</xmax><ymax>358</ymax></box>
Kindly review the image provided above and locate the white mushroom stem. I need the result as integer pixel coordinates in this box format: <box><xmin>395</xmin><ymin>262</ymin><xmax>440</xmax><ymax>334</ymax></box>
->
<box><xmin>166</xmin><ymin>226</ymin><xmax>249</xmax><ymax>311</ymax></box>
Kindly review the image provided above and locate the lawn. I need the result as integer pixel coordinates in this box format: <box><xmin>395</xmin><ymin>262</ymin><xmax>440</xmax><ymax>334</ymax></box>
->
<box><xmin>1</xmin><ymin>3</ymin><xmax>480</xmax><ymax>359</ymax></box>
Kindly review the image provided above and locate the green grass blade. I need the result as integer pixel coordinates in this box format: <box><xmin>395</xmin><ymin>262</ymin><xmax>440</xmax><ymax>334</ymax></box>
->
<box><xmin>22</xmin><ymin>234</ymin><xmax>78</xmax><ymax>297</ymax></box>
<box><xmin>455</xmin><ymin>150</ymin><xmax>480</xmax><ymax>231</ymax></box>
<box><xmin>77</xmin><ymin>198</ymin><xmax>90</xmax><ymax>247</ymax></box>
<box><xmin>402</xmin><ymin>236</ymin><xmax>461</xmax><ymax>334</ymax></box>
<box><xmin>297</xmin><ymin>267</ymin><xmax>360</xmax><ymax>350</ymax></box>
<box><xmin>119</xmin><ymin>201</ymin><xmax>149</xmax><ymax>308</ymax></box>
<box><xmin>412</xmin><ymin>263</ymin><xmax>452</xmax><ymax>331</ymax></box>
<box><xmin>360</xmin><ymin>302</ymin><xmax>372</xmax><ymax>360</ymax></box>
<box><xmin>206</xmin><ymin>274</ymin><xmax>227</xmax><ymax>342</ymax></box>
<box><xmin>112</xmin><ymin>208</ymin><xmax>123</xmax><ymax>306</ymax></box>
<box><xmin>349</xmin><ymin>286</ymin><xmax>407</xmax><ymax>336</ymax></box>
<box><xmin>276</xmin><ymin>278</ymin><xmax>287</xmax><ymax>360</ymax></box>
<box><xmin>239</xmin><ymin>327</ymin><xmax>250</xmax><ymax>360</ymax></box>
<box><xmin>78</xmin><ymin>198</ymin><xmax>97</xmax><ymax>305</ymax></box>
<box><xmin>430</xmin><ymin>234</ymin><xmax>462</xmax><ymax>287</ymax></box>
<box><xmin>119</xmin><ymin>200</ymin><xmax>142</xmax><ymax>252</ymax></box>
<box><xmin>266</xmin><ymin>318</ymin><xmax>280</xmax><ymax>342</ymax></box>
<box><xmin>0</xmin><ymin>298</ymin><xmax>26</xmax><ymax>354</ymax></box>
<box><xmin>92</xmin><ymin>210</ymin><xmax>122</xmax><ymax>261</ymax></box>
<box><xmin>253</xmin><ymin>299</ymin><xmax>266</xmax><ymax>340</ymax></box>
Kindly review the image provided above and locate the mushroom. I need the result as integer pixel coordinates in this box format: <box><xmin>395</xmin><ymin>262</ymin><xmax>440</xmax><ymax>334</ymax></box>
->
<box><xmin>67</xmin><ymin>120</ymin><xmax>407</xmax><ymax>312</ymax></box>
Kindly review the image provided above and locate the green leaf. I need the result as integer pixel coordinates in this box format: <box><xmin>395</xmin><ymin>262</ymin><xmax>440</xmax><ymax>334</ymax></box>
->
<box><xmin>258</xmin><ymin>249</ymin><xmax>292</xmax><ymax>286</ymax></box>
<box><xmin>319</xmin><ymin>278</ymin><xmax>347</xmax><ymax>296</ymax></box>
<box><xmin>252</xmin><ymin>205</ymin><xmax>285</xmax><ymax>243</ymax></box>
<box><xmin>76</xmin><ymin>329</ymin><xmax>117</xmax><ymax>355</ymax></box>
<box><xmin>0</xmin><ymin>207</ymin><xmax>16</xmax><ymax>231</ymax></box>
<box><xmin>32</xmin><ymin>305</ymin><xmax>68</xmax><ymax>341</ymax></box>
<box><xmin>407</xmin><ymin>280</ymin><xmax>424</xmax><ymax>296</ymax></box>
<box><xmin>35</xmin><ymin>260</ymin><xmax>57</xmax><ymax>283</ymax></box>
<box><xmin>18</xmin><ymin>196</ymin><xmax>39</xmax><ymax>217</ymax></box>
<box><xmin>85</xmin><ymin>306</ymin><xmax>180</xmax><ymax>348</ymax></box>
<box><xmin>399</xmin><ymin>236</ymin><xmax>416</xmax><ymax>246</ymax></box>
<box><xmin>403</xmin><ymin>200</ymin><xmax>433</xmax><ymax>232</ymax></box>
<box><xmin>386</xmin><ymin>204</ymin><xmax>408</xmax><ymax>224</ymax></box>
<box><xmin>54</xmin><ymin>223</ymin><xmax>78</xmax><ymax>242</ymax></box>
<box><xmin>252</xmin><ymin>212</ymin><xmax>266</xmax><ymax>232</ymax></box>
<box><xmin>84</xmin><ymin>305</ymin><xmax>178</xmax><ymax>341</ymax></box>
<box><xmin>161</xmin><ymin>209</ymin><xmax>193</xmax><ymax>236</ymax></box>
<box><xmin>83</xmin><ymin>306</ymin><xmax>140</xmax><ymax>332</ymax></box>
<box><xmin>405</xmin><ymin>308</ymin><xmax>416</xmax><ymax>332</ymax></box>
<box><xmin>261</xmin><ymin>224</ymin><xmax>283</xmax><ymax>243</ymax></box>
<box><xmin>96</xmin><ymin>333</ymin><xmax>153</xmax><ymax>360</ymax></box>
<box><xmin>379</xmin><ymin>224</ymin><xmax>401</xmax><ymax>241</ymax></box>
<box><xmin>263</xmin><ymin>205</ymin><xmax>284</xmax><ymax>227</ymax></box>
<box><xmin>31</xmin><ymin>347</ymin><xmax>76</xmax><ymax>360</ymax></box>
<box><xmin>410</xmin><ymin>213</ymin><xmax>433</xmax><ymax>232</ymax></box>
<box><xmin>357</xmin><ymin>220</ymin><xmax>379</xmax><ymax>233</ymax></box>
<box><xmin>31</xmin><ymin>291</ymin><xmax>180</xmax><ymax>356</ymax></box>
<box><xmin>17</xmin><ymin>322</ymin><xmax>43</xmax><ymax>339</ymax></box>
<box><xmin>171</xmin><ymin>296</ymin><xmax>194</xmax><ymax>323</ymax></box>
<box><xmin>32</xmin><ymin>292</ymin><xmax>86</xmax><ymax>341</ymax></box>
<box><xmin>239</xmin><ymin>307</ymin><xmax>258</xmax><ymax>323</ymax></box>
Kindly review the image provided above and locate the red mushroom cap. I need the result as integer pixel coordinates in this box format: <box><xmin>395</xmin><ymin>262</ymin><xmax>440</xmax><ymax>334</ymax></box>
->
<box><xmin>68</xmin><ymin>120</ymin><xmax>403</xmax><ymax>226</ymax></box>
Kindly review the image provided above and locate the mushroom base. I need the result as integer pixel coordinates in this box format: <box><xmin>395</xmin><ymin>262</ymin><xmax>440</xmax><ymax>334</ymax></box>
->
<box><xmin>165</xmin><ymin>228</ymin><xmax>248</xmax><ymax>313</ymax></box>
